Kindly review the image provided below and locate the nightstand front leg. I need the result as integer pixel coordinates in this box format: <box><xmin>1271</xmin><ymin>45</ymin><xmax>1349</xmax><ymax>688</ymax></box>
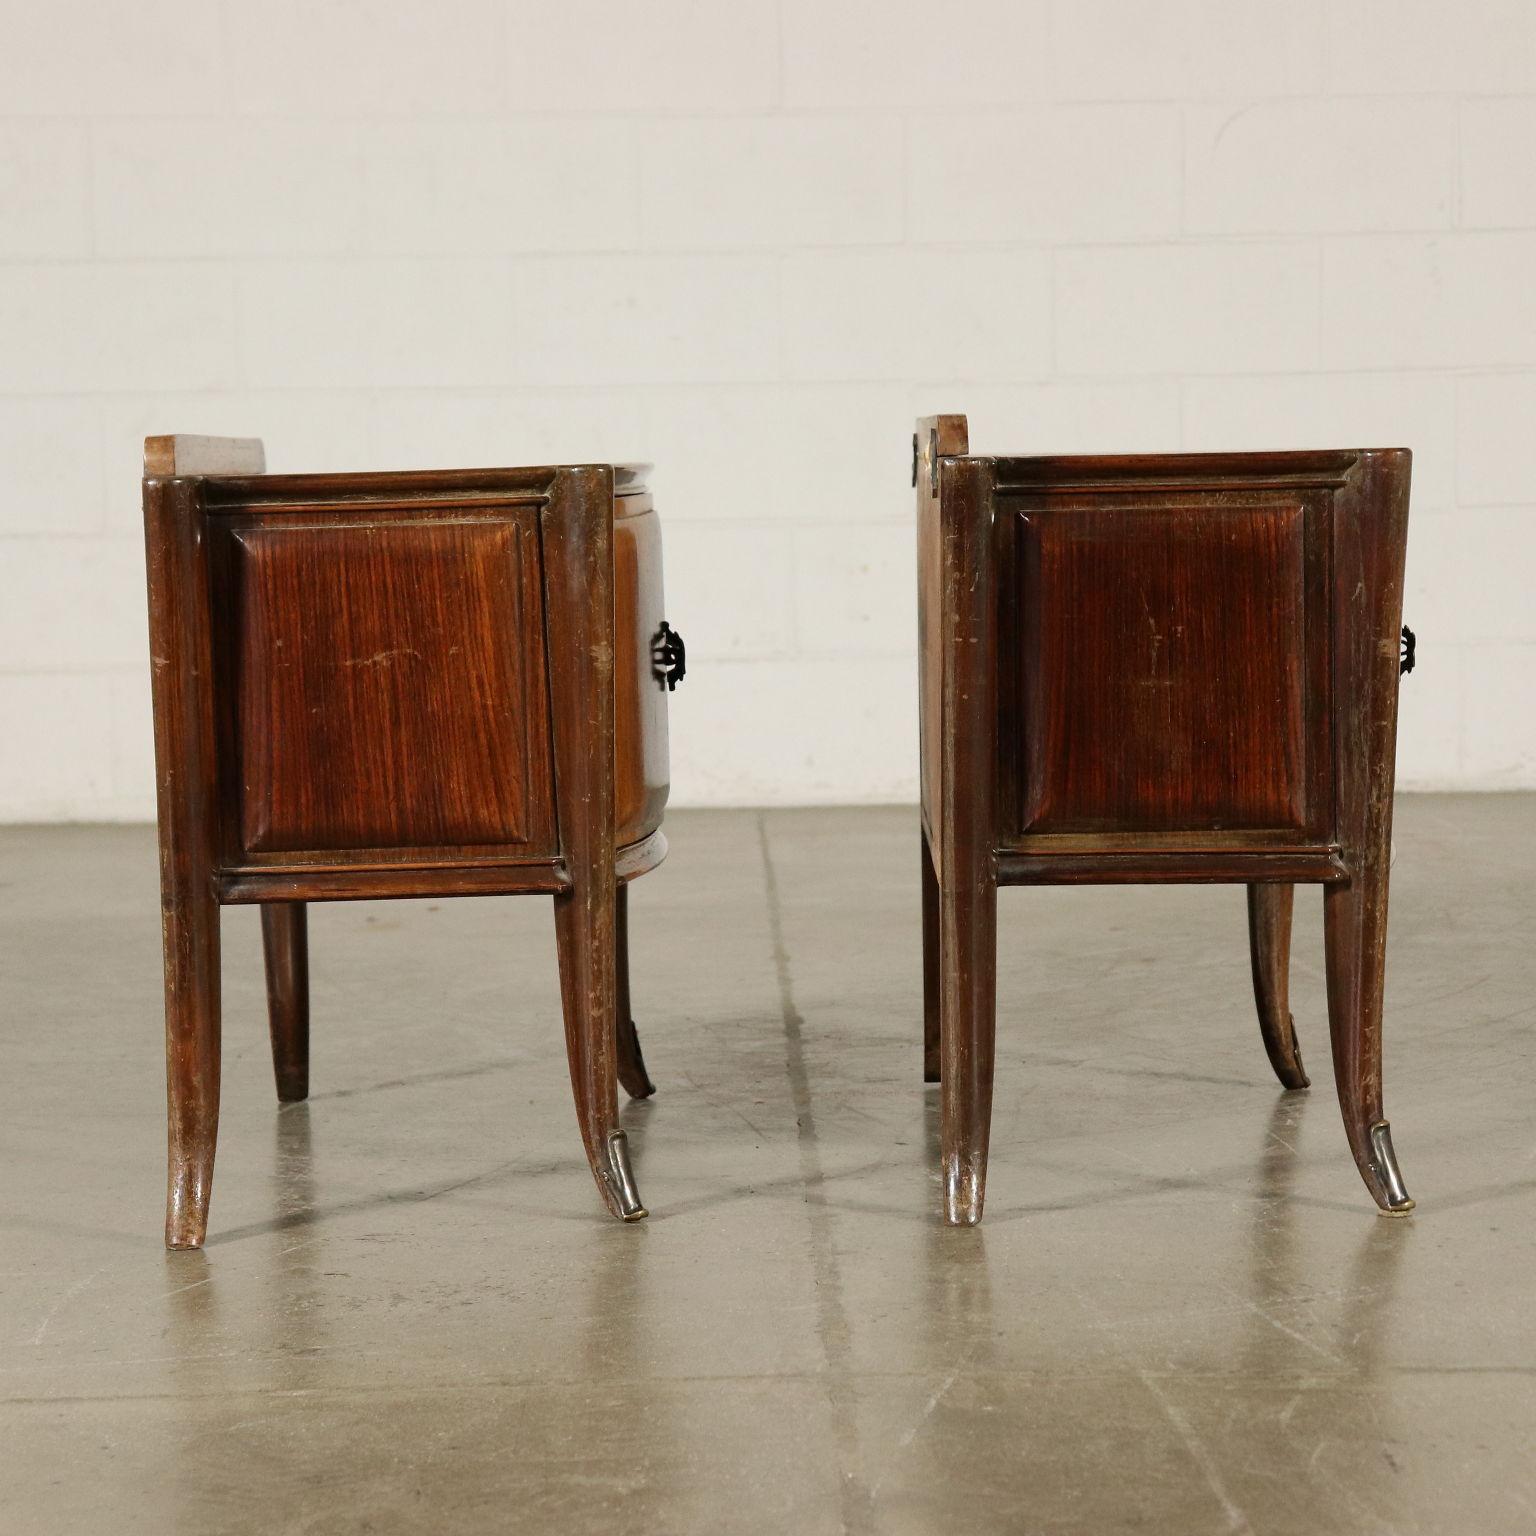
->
<box><xmin>554</xmin><ymin>884</ymin><xmax>645</xmax><ymax>1220</ymax></box>
<box><xmin>1324</xmin><ymin>864</ymin><xmax>1413</xmax><ymax>1214</ymax></box>
<box><xmin>163</xmin><ymin>888</ymin><xmax>221</xmax><ymax>1249</ymax></box>
<box><xmin>544</xmin><ymin>466</ymin><xmax>646</xmax><ymax>1223</ymax></box>
<box><xmin>933</xmin><ymin>456</ymin><xmax>998</xmax><ymax>1227</ymax></box>
<box><xmin>1324</xmin><ymin>447</ymin><xmax>1413</xmax><ymax>1215</ymax></box>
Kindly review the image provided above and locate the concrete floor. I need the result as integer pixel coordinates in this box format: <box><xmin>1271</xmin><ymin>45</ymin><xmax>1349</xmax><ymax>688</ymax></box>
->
<box><xmin>1</xmin><ymin>797</ymin><xmax>1533</xmax><ymax>1534</ymax></box>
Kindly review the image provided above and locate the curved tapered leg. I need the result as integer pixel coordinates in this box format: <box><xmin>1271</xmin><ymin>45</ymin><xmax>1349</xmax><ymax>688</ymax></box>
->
<box><xmin>544</xmin><ymin>466</ymin><xmax>645</xmax><ymax>1222</ymax></box>
<box><xmin>1325</xmin><ymin>871</ymin><xmax>1413</xmax><ymax>1214</ymax></box>
<box><xmin>554</xmin><ymin>888</ymin><xmax>645</xmax><ymax>1220</ymax></box>
<box><xmin>163</xmin><ymin>888</ymin><xmax>221</xmax><ymax>1249</ymax></box>
<box><xmin>261</xmin><ymin>902</ymin><xmax>310</xmax><ymax>1103</ymax></box>
<box><xmin>921</xmin><ymin>825</ymin><xmax>940</xmax><ymax>1084</ymax></box>
<box><xmin>1325</xmin><ymin>446</ymin><xmax>1413</xmax><ymax>1215</ymax></box>
<box><xmin>615</xmin><ymin>884</ymin><xmax>655</xmax><ymax>1100</ymax></box>
<box><xmin>1247</xmin><ymin>884</ymin><xmax>1309</xmax><ymax>1090</ymax></box>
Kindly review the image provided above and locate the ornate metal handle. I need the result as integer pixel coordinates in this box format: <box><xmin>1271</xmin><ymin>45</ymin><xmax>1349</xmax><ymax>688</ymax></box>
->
<box><xmin>1400</xmin><ymin>625</ymin><xmax>1416</xmax><ymax>676</ymax></box>
<box><xmin>651</xmin><ymin>622</ymin><xmax>686</xmax><ymax>692</ymax></box>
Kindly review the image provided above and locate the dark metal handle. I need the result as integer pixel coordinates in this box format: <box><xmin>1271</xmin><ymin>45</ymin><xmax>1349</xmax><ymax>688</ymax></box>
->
<box><xmin>651</xmin><ymin>622</ymin><xmax>686</xmax><ymax>692</ymax></box>
<box><xmin>1400</xmin><ymin>625</ymin><xmax>1415</xmax><ymax>676</ymax></box>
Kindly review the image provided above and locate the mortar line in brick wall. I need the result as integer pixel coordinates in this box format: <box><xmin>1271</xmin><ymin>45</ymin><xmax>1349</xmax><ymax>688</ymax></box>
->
<box><xmin>6</xmin><ymin>366</ymin><xmax>1530</xmax><ymax>409</ymax></box>
<box><xmin>3</xmin><ymin>374</ymin><xmax>1531</xmax><ymax>411</ymax></box>
<box><xmin>2</xmin><ymin>372</ymin><xmax>1523</xmax><ymax>407</ymax></box>
<box><xmin>13</xmin><ymin>364</ymin><xmax>1528</xmax><ymax>400</ymax></box>
<box><xmin>10</xmin><ymin>223</ymin><xmax>1536</xmax><ymax>271</ymax></box>
<box><xmin>16</xmin><ymin>91</ymin><xmax>1536</xmax><ymax>126</ymax></box>
<box><xmin>0</xmin><ymin>666</ymin><xmax>148</xmax><ymax>677</ymax></box>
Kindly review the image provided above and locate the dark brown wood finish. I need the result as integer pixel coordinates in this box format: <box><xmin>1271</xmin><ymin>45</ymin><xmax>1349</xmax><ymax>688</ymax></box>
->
<box><xmin>917</xmin><ymin>417</ymin><xmax>1000</xmax><ymax>1224</ymax></box>
<box><xmin>917</xmin><ymin>416</ymin><xmax>1415</xmax><ymax>1224</ymax></box>
<box><xmin>145</xmin><ymin>471</ymin><xmax>224</xmax><ymax>1250</ymax></box>
<box><xmin>144</xmin><ymin>439</ymin><xmax>675</xmax><ymax>1246</ymax></box>
<box><xmin>543</xmin><ymin>465</ymin><xmax>643</xmax><ymax>1221</ymax></box>
<box><xmin>260</xmin><ymin>902</ymin><xmax>309</xmax><ymax>1102</ymax></box>
<box><xmin>1247</xmin><ymin>884</ymin><xmax>1309</xmax><ymax>1090</ymax></box>
<box><xmin>920</xmin><ymin>828</ymin><xmax>940</xmax><ymax>1085</ymax></box>
<box><xmin>1323</xmin><ymin>449</ymin><xmax>1414</xmax><ymax>1214</ymax></box>
<box><xmin>1013</xmin><ymin>497</ymin><xmax>1324</xmax><ymax>838</ymax></box>
<box><xmin>615</xmin><ymin>883</ymin><xmax>656</xmax><ymax>1100</ymax></box>
<box><xmin>224</xmin><ymin>515</ymin><xmax>554</xmax><ymax>856</ymax></box>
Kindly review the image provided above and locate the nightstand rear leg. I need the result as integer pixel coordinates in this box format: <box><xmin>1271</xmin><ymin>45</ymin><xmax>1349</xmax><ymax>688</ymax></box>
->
<box><xmin>1247</xmin><ymin>884</ymin><xmax>1309</xmax><ymax>1090</ymax></box>
<box><xmin>261</xmin><ymin>902</ymin><xmax>310</xmax><ymax>1103</ymax></box>
<box><xmin>921</xmin><ymin>825</ymin><xmax>941</xmax><ymax>1084</ymax></box>
<box><xmin>615</xmin><ymin>884</ymin><xmax>655</xmax><ymax>1100</ymax></box>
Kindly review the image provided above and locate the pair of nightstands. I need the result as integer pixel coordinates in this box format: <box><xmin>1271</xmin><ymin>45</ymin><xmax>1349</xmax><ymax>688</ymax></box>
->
<box><xmin>144</xmin><ymin>417</ymin><xmax>1414</xmax><ymax>1245</ymax></box>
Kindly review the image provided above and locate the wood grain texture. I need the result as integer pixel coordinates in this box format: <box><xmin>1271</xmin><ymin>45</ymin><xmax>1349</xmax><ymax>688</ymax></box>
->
<box><xmin>219</xmin><ymin>862</ymin><xmax>571</xmax><ymax>904</ymax></box>
<box><xmin>999</xmin><ymin>849</ymin><xmax>1347</xmax><ymax>885</ymax></box>
<box><xmin>915</xmin><ymin>414</ymin><xmax>969</xmax><ymax>873</ymax></box>
<box><xmin>1013</xmin><ymin>498</ymin><xmax>1322</xmax><ymax>838</ymax></box>
<box><xmin>144</xmin><ymin>475</ymin><xmax>223</xmax><ymax>1250</ymax></box>
<box><xmin>221</xmin><ymin>515</ymin><xmax>553</xmax><ymax>857</ymax></box>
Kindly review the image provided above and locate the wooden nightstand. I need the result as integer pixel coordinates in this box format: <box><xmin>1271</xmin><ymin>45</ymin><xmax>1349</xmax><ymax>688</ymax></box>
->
<box><xmin>916</xmin><ymin>414</ymin><xmax>1414</xmax><ymax>1226</ymax></box>
<box><xmin>143</xmin><ymin>436</ymin><xmax>683</xmax><ymax>1247</ymax></box>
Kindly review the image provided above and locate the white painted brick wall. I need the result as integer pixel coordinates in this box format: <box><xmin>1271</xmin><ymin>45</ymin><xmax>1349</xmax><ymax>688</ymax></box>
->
<box><xmin>2</xmin><ymin>0</ymin><xmax>1534</xmax><ymax>819</ymax></box>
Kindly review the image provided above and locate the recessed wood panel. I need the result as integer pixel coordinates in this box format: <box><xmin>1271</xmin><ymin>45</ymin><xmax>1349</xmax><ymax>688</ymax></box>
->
<box><xmin>220</xmin><ymin>515</ymin><xmax>554</xmax><ymax>858</ymax></box>
<box><xmin>1011</xmin><ymin>498</ymin><xmax>1330</xmax><ymax>840</ymax></box>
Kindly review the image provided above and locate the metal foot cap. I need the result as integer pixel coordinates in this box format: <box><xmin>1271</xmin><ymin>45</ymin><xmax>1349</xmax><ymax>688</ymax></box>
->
<box><xmin>603</xmin><ymin>1129</ymin><xmax>648</xmax><ymax>1221</ymax></box>
<box><xmin>1368</xmin><ymin>1120</ymin><xmax>1414</xmax><ymax>1213</ymax></box>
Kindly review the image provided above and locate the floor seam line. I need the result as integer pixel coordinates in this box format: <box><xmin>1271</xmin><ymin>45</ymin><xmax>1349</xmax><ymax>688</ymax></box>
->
<box><xmin>757</xmin><ymin>810</ymin><xmax>877</xmax><ymax>1535</ymax></box>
